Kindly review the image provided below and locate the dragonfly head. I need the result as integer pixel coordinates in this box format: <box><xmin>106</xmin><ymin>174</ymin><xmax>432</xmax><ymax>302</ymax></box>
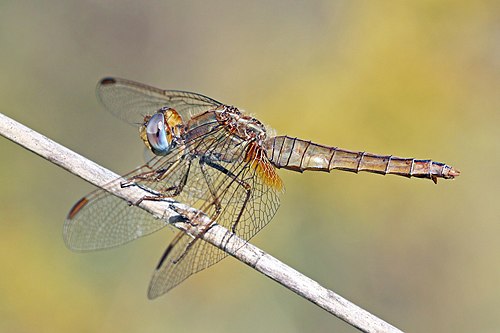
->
<box><xmin>140</xmin><ymin>107</ymin><xmax>184</xmax><ymax>156</ymax></box>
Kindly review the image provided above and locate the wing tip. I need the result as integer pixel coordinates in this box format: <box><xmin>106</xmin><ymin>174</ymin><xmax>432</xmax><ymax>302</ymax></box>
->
<box><xmin>99</xmin><ymin>77</ymin><xmax>117</xmax><ymax>86</ymax></box>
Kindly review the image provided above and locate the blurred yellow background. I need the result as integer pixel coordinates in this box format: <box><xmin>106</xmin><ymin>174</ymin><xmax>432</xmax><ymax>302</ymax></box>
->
<box><xmin>0</xmin><ymin>1</ymin><xmax>498</xmax><ymax>332</ymax></box>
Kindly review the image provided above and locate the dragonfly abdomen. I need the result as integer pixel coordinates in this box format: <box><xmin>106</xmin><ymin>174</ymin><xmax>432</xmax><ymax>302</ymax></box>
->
<box><xmin>264</xmin><ymin>136</ymin><xmax>459</xmax><ymax>183</ymax></box>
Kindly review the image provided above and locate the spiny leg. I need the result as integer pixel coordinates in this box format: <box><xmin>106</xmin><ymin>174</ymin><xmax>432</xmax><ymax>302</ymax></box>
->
<box><xmin>199</xmin><ymin>156</ymin><xmax>223</xmax><ymax>220</ymax></box>
<box><xmin>131</xmin><ymin>159</ymin><xmax>192</xmax><ymax>206</ymax></box>
<box><xmin>158</xmin><ymin>156</ymin><xmax>227</xmax><ymax>265</ymax></box>
<box><xmin>201</xmin><ymin>158</ymin><xmax>252</xmax><ymax>234</ymax></box>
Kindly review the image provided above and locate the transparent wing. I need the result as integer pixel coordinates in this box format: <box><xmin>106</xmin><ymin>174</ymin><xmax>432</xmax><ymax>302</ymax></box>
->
<box><xmin>63</xmin><ymin>120</ymin><xmax>204</xmax><ymax>252</ymax></box>
<box><xmin>96</xmin><ymin>77</ymin><xmax>223</xmax><ymax>125</ymax></box>
<box><xmin>66</xmin><ymin>111</ymin><xmax>282</xmax><ymax>295</ymax></box>
<box><xmin>62</xmin><ymin>125</ymin><xmax>219</xmax><ymax>251</ymax></box>
<box><xmin>140</xmin><ymin>125</ymin><xmax>282</xmax><ymax>242</ymax></box>
<box><xmin>147</xmin><ymin>231</ymin><xmax>227</xmax><ymax>299</ymax></box>
<box><xmin>63</xmin><ymin>162</ymin><xmax>169</xmax><ymax>251</ymax></box>
<box><xmin>145</xmin><ymin>130</ymin><xmax>282</xmax><ymax>297</ymax></box>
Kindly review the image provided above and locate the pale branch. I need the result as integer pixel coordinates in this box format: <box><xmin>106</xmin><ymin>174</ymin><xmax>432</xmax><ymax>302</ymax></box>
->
<box><xmin>0</xmin><ymin>112</ymin><xmax>404</xmax><ymax>333</ymax></box>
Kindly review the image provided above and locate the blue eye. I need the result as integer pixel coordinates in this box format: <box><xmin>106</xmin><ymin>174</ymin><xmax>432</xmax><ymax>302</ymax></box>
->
<box><xmin>146</xmin><ymin>113</ymin><xmax>171</xmax><ymax>155</ymax></box>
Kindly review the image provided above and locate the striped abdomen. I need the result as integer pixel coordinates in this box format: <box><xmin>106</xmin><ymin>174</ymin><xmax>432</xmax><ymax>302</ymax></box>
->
<box><xmin>264</xmin><ymin>136</ymin><xmax>460</xmax><ymax>183</ymax></box>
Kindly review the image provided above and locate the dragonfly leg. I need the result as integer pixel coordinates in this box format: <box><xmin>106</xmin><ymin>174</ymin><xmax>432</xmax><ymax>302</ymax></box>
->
<box><xmin>128</xmin><ymin>159</ymin><xmax>193</xmax><ymax>206</ymax></box>
<box><xmin>122</xmin><ymin>181</ymin><xmax>163</xmax><ymax>196</ymax></box>
<box><xmin>170</xmin><ymin>158</ymin><xmax>191</xmax><ymax>196</ymax></box>
<box><xmin>199</xmin><ymin>157</ymin><xmax>223</xmax><ymax>219</ymax></box>
<box><xmin>171</xmin><ymin>228</ymin><xmax>205</xmax><ymax>264</ymax></box>
<box><xmin>200</xmin><ymin>157</ymin><xmax>252</xmax><ymax>235</ymax></box>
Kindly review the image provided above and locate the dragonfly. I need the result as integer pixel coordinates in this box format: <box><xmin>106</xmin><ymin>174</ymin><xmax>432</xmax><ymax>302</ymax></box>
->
<box><xmin>65</xmin><ymin>77</ymin><xmax>460</xmax><ymax>299</ymax></box>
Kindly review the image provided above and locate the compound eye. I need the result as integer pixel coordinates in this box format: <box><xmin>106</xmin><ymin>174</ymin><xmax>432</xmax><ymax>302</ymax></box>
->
<box><xmin>145</xmin><ymin>112</ymin><xmax>171</xmax><ymax>155</ymax></box>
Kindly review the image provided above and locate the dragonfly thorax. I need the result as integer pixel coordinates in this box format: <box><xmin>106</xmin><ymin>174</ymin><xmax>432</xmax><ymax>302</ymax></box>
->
<box><xmin>215</xmin><ymin>107</ymin><xmax>268</xmax><ymax>143</ymax></box>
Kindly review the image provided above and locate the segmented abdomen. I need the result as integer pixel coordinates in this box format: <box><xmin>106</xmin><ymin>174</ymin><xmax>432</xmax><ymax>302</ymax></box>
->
<box><xmin>264</xmin><ymin>136</ymin><xmax>459</xmax><ymax>183</ymax></box>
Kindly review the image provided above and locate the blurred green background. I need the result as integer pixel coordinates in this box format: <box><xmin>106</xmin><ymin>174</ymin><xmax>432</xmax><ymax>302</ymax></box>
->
<box><xmin>0</xmin><ymin>1</ymin><xmax>498</xmax><ymax>332</ymax></box>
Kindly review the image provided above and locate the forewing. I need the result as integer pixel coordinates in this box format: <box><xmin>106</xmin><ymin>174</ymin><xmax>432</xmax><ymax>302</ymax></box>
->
<box><xmin>64</xmin><ymin>187</ymin><xmax>167</xmax><ymax>251</ymax></box>
<box><xmin>96</xmin><ymin>77</ymin><xmax>223</xmax><ymax>125</ymax></box>
<box><xmin>64</xmin><ymin>153</ymin><xmax>183</xmax><ymax>251</ymax></box>
<box><xmin>63</xmin><ymin>122</ymin><xmax>221</xmax><ymax>253</ymax></box>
